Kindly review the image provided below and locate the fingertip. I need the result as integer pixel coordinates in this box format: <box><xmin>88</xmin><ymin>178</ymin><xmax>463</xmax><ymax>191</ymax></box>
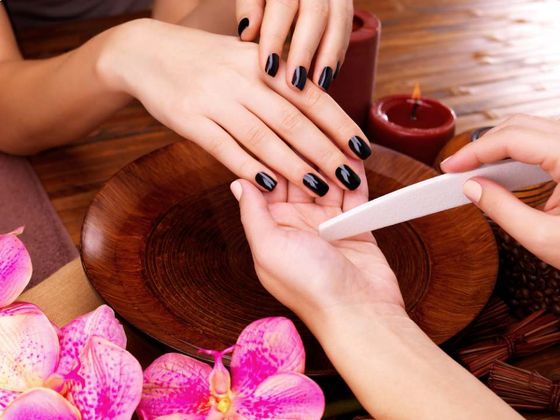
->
<box><xmin>230</xmin><ymin>180</ymin><xmax>243</xmax><ymax>201</ymax></box>
<box><xmin>439</xmin><ymin>156</ymin><xmax>453</xmax><ymax>172</ymax></box>
<box><xmin>440</xmin><ymin>150</ymin><xmax>481</xmax><ymax>173</ymax></box>
<box><xmin>463</xmin><ymin>179</ymin><xmax>482</xmax><ymax>204</ymax></box>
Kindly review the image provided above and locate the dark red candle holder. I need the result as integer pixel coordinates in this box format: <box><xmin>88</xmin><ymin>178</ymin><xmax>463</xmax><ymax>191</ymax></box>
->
<box><xmin>368</xmin><ymin>95</ymin><xmax>456</xmax><ymax>165</ymax></box>
<box><xmin>329</xmin><ymin>10</ymin><xmax>380</xmax><ymax>129</ymax></box>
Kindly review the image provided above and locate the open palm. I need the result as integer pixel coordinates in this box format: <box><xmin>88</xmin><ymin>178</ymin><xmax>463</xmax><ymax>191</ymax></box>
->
<box><xmin>232</xmin><ymin>167</ymin><xmax>404</xmax><ymax>322</ymax></box>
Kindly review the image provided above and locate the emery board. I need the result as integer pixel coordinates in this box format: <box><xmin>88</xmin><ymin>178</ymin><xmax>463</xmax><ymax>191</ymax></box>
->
<box><xmin>319</xmin><ymin>160</ymin><xmax>552</xmax><ymax>241</ymax></box>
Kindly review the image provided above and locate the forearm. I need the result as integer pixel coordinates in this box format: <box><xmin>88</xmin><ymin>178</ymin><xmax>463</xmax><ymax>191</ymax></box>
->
<box><xmin>307</xmin><ymin>304</ymin><xmax>520</xmax><ymax>419</ymax></box>
<box><xmin>0</xmin><ymin>25</ymin><xmax>130</xmax><ymax>155</ymax></box>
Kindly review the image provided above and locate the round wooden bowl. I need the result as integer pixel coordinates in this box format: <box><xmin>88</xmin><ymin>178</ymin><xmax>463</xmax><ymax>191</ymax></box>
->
<box><xmin>81</xmin><ymin>141</ymin><xmax>498</xmax><ymax>376</ymax></box>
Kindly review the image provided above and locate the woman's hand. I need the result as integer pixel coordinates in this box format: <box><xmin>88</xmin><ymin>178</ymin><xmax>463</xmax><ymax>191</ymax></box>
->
<box><xmin>231</xmin><ymin>167</ymin><xmax>519</xmax><ymax>420</ymax></box>
<box><xmin>99</xmin><ymin>19</ymin><xmax>370</xmax><ymax>198</ymax></box>
<box><xmin>441</xmin><ymin>114</ymin><xmax>560</xmax><ymax>269</ymax></box>
<box><xmin>229</xmin><ymin>163</ymin><xmax>404</xmax><ymax>325</ymax></box>
<box><xmin>236</xmin><ymin>0</ymin><xmax>353</xmax><ymax>91</ymax></box>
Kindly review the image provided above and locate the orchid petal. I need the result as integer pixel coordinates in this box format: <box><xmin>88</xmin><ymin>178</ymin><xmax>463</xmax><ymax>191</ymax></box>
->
<box><xmin>234</xmin><ymin>372</ymin><xmax>325</xmax><ymax>420</ymax></box>
<box><xmin>1</xmin><ymin>388</ymin><xmax>80</xmax><ymax>419</ymax></box>
<box><xmin>231</xmin><ymin>317</ymin><xmax>305</xmax><ymax>395</ymax></box>
<box><xmin>66</xmin><ymin>336</ymin><xmax>142</xmax><ymax>420</ymax></box>
<box><xmin>56</xmin><ymin>304</ymin><xmax>126</xmax><ymax>376</ymax></box>
<box><xmin>138</xmin><ymin>353</ymin><xmax>212</xmax><ymax>420</ymax></box>
<box><xmin>0</xmin><ymin>303</ymin><xmax>59</xmax><ymax>392</ymax></box>
<box><xmin>0</xmin><ymin>227</ymin><xmax>32</xmax><ymax>307</ymax></box>
<box><xmin>0</xmin><ymin>390</ymin><xmax>19</xmax><ymax>411</ymax></box>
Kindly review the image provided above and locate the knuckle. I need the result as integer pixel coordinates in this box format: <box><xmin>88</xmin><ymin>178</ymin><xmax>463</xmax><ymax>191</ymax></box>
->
<box><xmin>506</xmin><ymin>113</ymin><xmax>529</xmax><ymax>126</ymax></box>
<box><xmin>237</xmin><ymin>157</ymin><xmax>254</xmax><ymax>176</ymax></box>
<box><xmin>488</xmin><ymin>124</ymin><xmax>518</xmax><ymax>140</ymax></box>
<box><xmin>280</xmin><ymin>108</ymin><xmax>304</xmax><ymax>131</ymax></box>
<box><xmin>273</xmin><ymin>0</ymin><xmax>299</xmax><ymax>11</ymax></box>
<box><xmin>244</xmin><ymin>125</ymin><xmax>269</xmax><ymax>149</ymax></box>
<box><xmin>205</xmin><ymin>138</ymin><xmax>227</xmax><ymax>158</ymax></box>
<box><xmin>303</xmin><ymin>87</ymin><xmax>323</xmax><ymax>108</ymax></box>
<box><xmin>306</xmin><ymin>0</ymin><xmax>329</xmax><ymax>18</ymax></box>
<box><xmin>315</xmin><ymin>146</ymin><xmax>343</xmax><ymax>169</ymax></box>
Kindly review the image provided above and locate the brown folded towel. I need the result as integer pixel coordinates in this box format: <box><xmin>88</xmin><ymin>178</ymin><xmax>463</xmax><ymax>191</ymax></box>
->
<box><xmin>0</xmin><ymin>153</ymin><xmax>78</xmax><ymax>288</ymax></box>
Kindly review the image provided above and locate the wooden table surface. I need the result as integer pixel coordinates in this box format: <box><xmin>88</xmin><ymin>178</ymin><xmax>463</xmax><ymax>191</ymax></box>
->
<box><xmin>15</xmin><ymin>0</ymin><xmax>560</xmax><ymax>418</ymax></box>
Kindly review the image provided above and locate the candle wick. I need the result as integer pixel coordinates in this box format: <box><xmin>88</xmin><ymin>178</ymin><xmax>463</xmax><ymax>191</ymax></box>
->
<box><xmin>411</xmin><ymin>99</ymin><xmax>420</xmax><ymax>120</ymax></box>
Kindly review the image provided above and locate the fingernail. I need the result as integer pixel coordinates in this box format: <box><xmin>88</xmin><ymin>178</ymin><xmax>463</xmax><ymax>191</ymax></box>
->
<box><xmin>336</xmin><ymin>165</ymin><xmax>361</xmax><ymax>190</ymax></box>
<box><xmin>230</xmin><ymin>181</ymin><xmax>243</xmax><ymax>201</ymax></box>
<box><xmin>303</xmin><ymin>173</ymin><xmax>329</xmax><ymax>197</ymax></box>
<box><xmin>237</xmin><ymin>17</ymin><xmax>249</xmax><ymax>37</ymax></box>
<box><xmin>318</xmin><ymin>66</ymin><xmax>334</xmax><ymax>91</ymax></box>
<box><xmin>255</xmin><ymin>172</ymin><xmax>277</xmax><ymax>192</ymax></box>
<box><xmin>463</xmin><ymin>180</ymin><xmax>482</xmax><ymax>203</ymax></box>
<box><xmin>292</xmin><ymin>66</ymin><xmax>307</xmax><ymax>90</ymax></box>
<box><xmin>333</xmin><ymin>61</ymin><xmax>341</xmax><ymax>79</ymax></box>
<box><xmin>265</xmin><ymin>53</ymin><xmax>279</xmax><ymax>77</ymax></box>
<box><xmin>440</xmin><ymin>156</ymin><xmax>452</xmax><ymax>169</ymax></box>
<box><xmin>348</xmin><ymin>136</ymin><xmax>372</xmax><ymax>160</ymax></box>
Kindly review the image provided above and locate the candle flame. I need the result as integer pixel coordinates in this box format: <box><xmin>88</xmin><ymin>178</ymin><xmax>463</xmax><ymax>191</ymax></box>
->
<box><xmin>411</xmin><ymin>82</ymin><xmax>421</xmax><ymax>100</ymax></box>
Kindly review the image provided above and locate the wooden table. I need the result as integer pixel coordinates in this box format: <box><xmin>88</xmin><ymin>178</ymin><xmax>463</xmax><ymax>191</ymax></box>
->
<box><xmin>15</xmin><ymin>1</ymin><xmax>560</xmax><ymax>418</ymax></box>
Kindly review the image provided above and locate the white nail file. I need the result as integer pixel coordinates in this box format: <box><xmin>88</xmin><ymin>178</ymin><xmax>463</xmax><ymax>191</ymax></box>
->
<box><xmin>319</xmin><ymin>159</ymin><xmax>553</xmax><ymax>241</ymax></box>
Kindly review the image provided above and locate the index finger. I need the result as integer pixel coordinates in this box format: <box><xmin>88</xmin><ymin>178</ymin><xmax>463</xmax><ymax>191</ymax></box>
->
<box><xmin>441</xmin><ymin>124</ymin><xmax>560</xmax><ymax>178</ymax></box>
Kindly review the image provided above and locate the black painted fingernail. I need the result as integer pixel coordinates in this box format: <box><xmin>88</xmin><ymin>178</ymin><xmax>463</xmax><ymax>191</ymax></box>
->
<box><xmin>336</xmin><ymin>165</ymin><xmax>361</xmax><ymax>190</ymax></box>
<box><xmin>292</xmin><ymin>66</ymin><xmax>307</xmax><ymax>90</ymax></box>
<box><xmin>265</xmin><ymin>53</ymin><xmax>279</xmax><ymax>77</ymax></box>
<box><xmin>318</xmin><ymin>66</ymin><xmax>333</xmax><ymax>91</ymax></box>
<box><xmin>237</xmin><ymin>17</ymin><xmax>249</xmax><ymax>37</ymax></box>
<box><xmin>255</xmin><ymin>172</ymin><xmax>277</xmax><ymax>192</ymax></box>
<box><xmin>348</xmin><ymin>135</ymin><xmax>372</xmax><ymax>160</ymax></box>
<box><xmin>303</xmin><ymin>173</ymin><xmax>329</xmax><ymax>197</ymax></box>
<box><xmin>333</xmin><ymin>61</ymin><xmax>341</xmax><ymax>79</ymax></box>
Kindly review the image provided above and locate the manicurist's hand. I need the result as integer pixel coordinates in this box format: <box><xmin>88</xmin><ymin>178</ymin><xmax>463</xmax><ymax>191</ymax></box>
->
<box><xmin>231</xmin><ymin>170</ymin><xmax>519</xmax><ymax>420</ymax></box>
<box><xmin>100</xmin><ymin>19</ymin><xmax>370</xmax><ymax>197</ymax></box>
<box><xmin>441</xmin><ymin>114</ymin><xmax>560</xmax><ymax>269</ymax></box>
<box><xmin>229</xmin><ymin>162</ymin><xmax>403</xmax><ymax>321</ymax></box>
<box><xmin>236</xmin><ymin>0</ymin><xmax>353</xmax><ymax>91</ymax></box>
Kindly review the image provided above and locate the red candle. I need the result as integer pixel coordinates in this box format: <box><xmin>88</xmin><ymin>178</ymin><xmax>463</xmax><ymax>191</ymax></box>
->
<box><xmin>368</xmin><ymin>90</ymin><xmax>456</xmax><ymax>165</ymax></box>
<box><xmin>329</xmin><ymin>10</ymin><xmax>380</xmax><ymax>129</ymax></box>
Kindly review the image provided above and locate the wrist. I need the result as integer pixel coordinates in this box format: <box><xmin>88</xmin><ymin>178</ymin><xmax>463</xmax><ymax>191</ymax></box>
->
<box><xmin>303</xmin><ymin>299</ymin><xmax>411</xmax><ymax>344</ymax></box>
<box><xmin>95</xmin><ymin>18</ymin><xmax>159</xmax><ymax>96</ymax></box>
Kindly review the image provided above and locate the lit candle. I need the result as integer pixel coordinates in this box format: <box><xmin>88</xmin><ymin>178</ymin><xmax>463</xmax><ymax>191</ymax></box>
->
<box><xmin>367</xmin><ymin>84</ymin><xmax>456</xmax><ymax>165</ymax></box>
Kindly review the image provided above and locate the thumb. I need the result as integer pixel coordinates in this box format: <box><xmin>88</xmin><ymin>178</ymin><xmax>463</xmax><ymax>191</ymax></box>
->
<box><xmin>236</xmin><ymin>0</ymin><xmax>264</xmax><ymax>40</ymax></box>
<box><xmin>231</xmin><ymin>179</ymin><xmax>277</xmax><ymax>247</ymax></box>
<box><xmin>464</xmin><ymin>177</ymin><xmax>560</xmax><ymax>267</ymax></box>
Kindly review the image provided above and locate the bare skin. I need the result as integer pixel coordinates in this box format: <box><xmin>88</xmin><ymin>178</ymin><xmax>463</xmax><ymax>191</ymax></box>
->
<box><xmin>232</xmin><ymin>162</ymin><xmax>520</xmax><ymax>419</ymax></box>
<box><xmin>0</xmin><ymin>1</ymin><xmax>363</xmax><ymax>197</ymax></box>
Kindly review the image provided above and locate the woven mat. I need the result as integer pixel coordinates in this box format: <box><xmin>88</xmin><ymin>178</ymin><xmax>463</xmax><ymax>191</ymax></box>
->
<box><xmin>0</xmin><ymin>153</ymin><xmax>78</xmax><ymax>287</ymax></box>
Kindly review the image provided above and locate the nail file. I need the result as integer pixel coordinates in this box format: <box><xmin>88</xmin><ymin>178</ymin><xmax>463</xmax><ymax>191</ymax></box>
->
<box><xmin>319</xmin><ymin>159</ymin><xmax>553</xmax><ymax>241</ymax></box>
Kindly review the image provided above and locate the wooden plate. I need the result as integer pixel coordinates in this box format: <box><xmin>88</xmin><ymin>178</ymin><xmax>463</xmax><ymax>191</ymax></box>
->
<box><xmin>81</xmin><ymin>141</ymin><xmax>497</xmax><ymax>375</ymax></box>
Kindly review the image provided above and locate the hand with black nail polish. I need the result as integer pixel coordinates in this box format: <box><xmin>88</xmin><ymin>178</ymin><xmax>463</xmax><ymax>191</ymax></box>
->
<box><xmin>109</xmin><ymin>21</ymin><xmax>371</xmax><ymax>197</ymax></box>
<box><xmin>235</xmin><ymin>0</ymin><xmax>354</xmax><ymax>90</ymax></box>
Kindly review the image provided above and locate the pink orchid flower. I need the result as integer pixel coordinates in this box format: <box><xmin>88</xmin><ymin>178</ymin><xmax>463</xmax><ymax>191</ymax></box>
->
<box><xmin>139</xmin><ymin>317</ymin><xmax>325</xmax><ymax>419</ymax></box>
<box><xmin>0</xmin><ymin>226</ymin><xmax>144</xmax><ymax>418</ymax></box>
<box><xmin>0</xmin><ymin>227</ymin><xmax>32</xmax><ymax>307</ymax></box>
<box><xmin>0</xmin><ymin>303</ymin><xmax>143</xmax><ymax>419</ymax></box>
